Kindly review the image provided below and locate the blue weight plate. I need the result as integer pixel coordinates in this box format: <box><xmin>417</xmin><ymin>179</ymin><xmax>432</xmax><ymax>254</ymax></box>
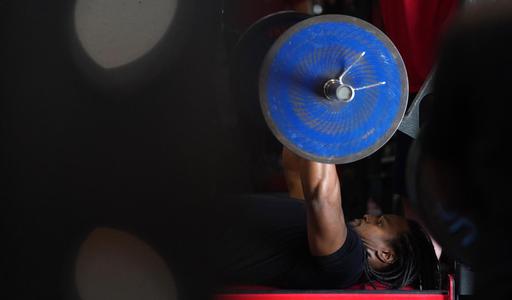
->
<box><xmin>260</xmin><ymin>15</ymin><xmax>408</xmax><ymax>163</ymax></box>
<box><xmin>232</xmin><ymin>11</ymin><xmax>311</xmax><ymax>134</ymax></box>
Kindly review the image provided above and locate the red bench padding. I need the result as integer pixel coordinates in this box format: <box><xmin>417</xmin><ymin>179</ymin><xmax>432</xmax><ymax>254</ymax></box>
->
<box><xmin>215</xmin><ymin>276</ymin><xmax>454</xmax><ymax>300</ymax></box>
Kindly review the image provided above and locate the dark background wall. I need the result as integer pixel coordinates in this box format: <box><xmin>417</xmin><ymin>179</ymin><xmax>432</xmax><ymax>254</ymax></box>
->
<box><xmin>1</xmin><ymin>1</ymin><xmax>244</xmax><ymax>298</ymax></box>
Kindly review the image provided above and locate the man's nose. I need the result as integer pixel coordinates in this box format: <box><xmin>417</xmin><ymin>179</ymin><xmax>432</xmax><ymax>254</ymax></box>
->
<box><xmin>363</xmin><ymin>214</ymin><xmax>376</xmax><ymax>224</ymax></box>
<box><xmin>363</xmin><ymin>214</ymin><xmax>370</xmax><ymax>223</ymax></box>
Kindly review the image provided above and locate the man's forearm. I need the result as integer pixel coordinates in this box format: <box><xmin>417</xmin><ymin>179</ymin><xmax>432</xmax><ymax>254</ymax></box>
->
<box><xmin>298</xmin><ymin>159</ymin><xmax>347</xmax><ymax>256</ymax></box>
<box><xmin>282</xmin><ymin>147</ymin><xmax>305</xmax><ymax>200</ymax></box>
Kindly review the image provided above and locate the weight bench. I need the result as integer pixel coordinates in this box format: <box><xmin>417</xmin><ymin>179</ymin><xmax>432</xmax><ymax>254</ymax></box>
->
<box><xmin>215</xmin><ymin>275</ymin><xmax>454</xmax><ymax>300</ymax></box>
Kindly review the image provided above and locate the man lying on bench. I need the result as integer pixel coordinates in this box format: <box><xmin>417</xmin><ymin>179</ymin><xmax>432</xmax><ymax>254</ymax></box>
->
<box><xmin>210</xmin><ymin>147</ymin><xmax>439</xmax><ymax>290</ymax></box>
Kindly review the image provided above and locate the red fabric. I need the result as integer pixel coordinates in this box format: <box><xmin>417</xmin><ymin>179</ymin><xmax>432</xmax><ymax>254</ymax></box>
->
<box><xmin>225</xmin><ymin>285</ymin><xmax>279</xmax><ymax>291</ymax></box>
<box><xmin>217</xmin><ymin>293</ymin><xmax>448</xmax><ymax>300</ymax></box>
<box><xmin>346</xmin><ymin>281</ymin><xmax>414</xmax><ymax>291</ymax></box>
<box><xmin>378</xmin><ymin>0</ymin><xmax>458</xmax><ymax>92</ymax></box>
<box><xmin>224</xmin><ymin>281</ymin><xmax>413</xmax><ymax>291</ymax></box>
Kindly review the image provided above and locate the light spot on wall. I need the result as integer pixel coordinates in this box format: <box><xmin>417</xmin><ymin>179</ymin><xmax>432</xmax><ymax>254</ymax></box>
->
<box><xmin>75</xmin><ymin>227</ymin><xmax>177</xmax><ymax>300</ymax></box>
<box><xmin>74</xmin><ymin>0</ymin><xmax>178</xmax><ymax>69</ymax></box>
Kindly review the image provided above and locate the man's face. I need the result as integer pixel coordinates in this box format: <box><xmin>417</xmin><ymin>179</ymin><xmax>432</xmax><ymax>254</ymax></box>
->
<box><xmin>350</xmin><ymin>214</ymin><xmax>409</xmax><ymax>252</ymax></box>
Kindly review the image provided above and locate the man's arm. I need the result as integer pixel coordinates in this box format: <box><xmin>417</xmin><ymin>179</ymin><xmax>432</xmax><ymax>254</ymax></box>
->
<box><xmin>282</xmin><ymin>148</ymin><xmax>347</xmax><ymax>256</ymax></box>
<box><xmin>282</xmin><ymin>146</ymin><xmax>305</xmax><ymax>200</ymax></box>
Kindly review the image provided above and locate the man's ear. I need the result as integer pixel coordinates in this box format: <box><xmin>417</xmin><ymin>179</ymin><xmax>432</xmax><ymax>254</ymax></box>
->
<box><xmin>366</xmin><ymin>248</ymin><xmax>395</xmax><ymax>271</ymax></box>
<box><xmin>376</xmin><ymin>249</ymin><xmax>395</xmax><ymax>265</ymax></box>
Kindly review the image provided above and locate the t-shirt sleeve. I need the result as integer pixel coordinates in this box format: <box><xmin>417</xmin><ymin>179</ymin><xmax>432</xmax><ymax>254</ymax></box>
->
<box><xmin>312</xmin><ymin>226</ymin><xmax>365</xmax><ymax>287</ymax></box>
